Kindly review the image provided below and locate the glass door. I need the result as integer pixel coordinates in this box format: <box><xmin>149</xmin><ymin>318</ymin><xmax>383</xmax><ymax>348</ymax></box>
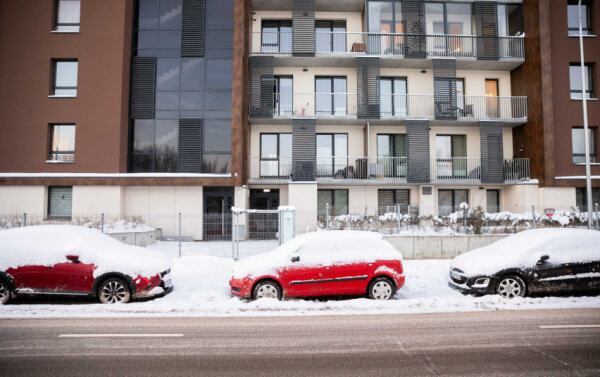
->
<box><xmin>436</xmin><ymin>135</ymin><xmax>453</xmax><ymax>178</ymax></box>
<box><xmin>485</xmin><ymin>79</ymin><xmax>499</xmax><ymax>118</ymax></box>
<box><xmin>203</xmin><ymin>188</ymin><xmax>234</xmax><ymax>241</ymax></box>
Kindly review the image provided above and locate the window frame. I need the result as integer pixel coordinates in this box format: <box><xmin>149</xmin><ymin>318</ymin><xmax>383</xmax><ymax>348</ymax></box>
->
<box><xmin>572</xmin><ymin>126</ymin><xmax>597</xmax><ymax>164</ymax></box>
<box><xmin>315</xmin><ymin>76</ymin><xmax>348</xmax><ymax>116</ymax></box>
<box><xmin>259</xmin><ymin>133</ymin><xmax>292</xmax><ymax>178</ymax></box>
<box><xmin>569</xmin><ymin>63</ymin><xmax>595</xmax><ymax>100</ymax></box>
<box><xmin>378</xmin><ymin>189</ymin><xmax>410</xmax><ymax>215</ymax></box>
<box><xmin>567</xmin><ymin>0</ymin><xmax>592</xmax><ymax>36</ymax></box>
<box><xmin>316</xmin><ymin>133</ymin><xmax>349</xmax><ymax>177</ymax></box>
<box><xmin>315</xmin><ymin>20</ymin><xmax>347</xmax><ymax>53</ymax></box>
<box><xmin>48</xmin><ymin>124</ymin><xmax>76</xmax><ymax>163</ymax></box>
<box><xmin>51</xmin><ymin>59</ymin><xmax>78</xmax><ymax>97</ymax></box>
<box><xmin>54</xmin><ymin>0</ymin><xmax>81</xmax><ymax>32</ymax></box>
<box><xmin>438</xmin><ymin>189</ymin><xmax>469</xmax><ymax>216</ymax></box>
<box><xmin>380</xmin><ymin>77</ymin><xmax>408</xmax><ymax>116</ymax></box>
<box><xmin>261</xmin><ymin>20</ymin><xmax>293</xmax><ymax>53</ymax></box>
<box><xmin>317</xmin><ymin>189</ymin><xmax>349</xmax><ymax>217</ymax></box>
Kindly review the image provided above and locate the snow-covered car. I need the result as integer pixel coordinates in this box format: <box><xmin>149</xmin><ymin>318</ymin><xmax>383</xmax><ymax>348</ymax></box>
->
<box><xmin>0</xmin><ymin>225</ymin><xmax>172</xmax><ymax>304</ymax></box>
<box><xmin>448</xmin><ymin>229</ymin><xmax>600</xmax><ymax>298</ymax></box>
<box><xmin>230</xmin><ymin>231</ymin><xmax>404</xmax><ymax>300</ymax></box>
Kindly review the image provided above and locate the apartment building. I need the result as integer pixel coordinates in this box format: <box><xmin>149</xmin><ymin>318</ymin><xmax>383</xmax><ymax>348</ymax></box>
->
<box><xmin>246</xmin><ymin>0</ymin><xmax>532</xmax><ymax>230</ymax></box>
<box><xmin>512</xmin><ymin>0</ymin><xmax>600</xmax><ymax>211</ymax></box>
<box><xmin>0</xmin><ymin>0</ymin><xmax>248</xmax><ymax>240</ymax></box>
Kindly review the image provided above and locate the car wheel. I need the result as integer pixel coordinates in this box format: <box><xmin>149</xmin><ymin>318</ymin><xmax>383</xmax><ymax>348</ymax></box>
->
<box><xmin>0</xmin><ymin>279</ymin><xmax>11</xmax><ymax>305</ymax></box>
<box><xmin>496</xmin><ymin>275</ymin><xmax>526</xmax><ymax>298</ymax></box>
<box><xmin>368</xmin><ymin>277</ymin><xmax>395</xmax><ymax>300</ymax></box>
<box><xmin>252</xmin><ymin>280</ymin><xmax>281</xmax><ymax>300</ymax></box>
<box><xmin>98</xmin><ymin>277</ymin><xmax>131</xmax><ymax>304</ymax></box>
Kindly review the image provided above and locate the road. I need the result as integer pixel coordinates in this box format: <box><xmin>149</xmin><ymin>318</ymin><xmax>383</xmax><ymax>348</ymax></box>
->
<box><xmin>1</xmin><ymin>308</ymin><xmax>599</xmax><ymax>377</ymax></box>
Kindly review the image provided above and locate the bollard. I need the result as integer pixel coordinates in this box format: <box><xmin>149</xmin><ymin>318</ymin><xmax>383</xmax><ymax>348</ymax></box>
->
<box><xmin>325</xmin><ymin>203</ymin><xmax>330</xmax><ymax>230</ymax></box>
<box><xmin>23</xmin><ymin>213</ymin><xmax>27</xmax><ymax>227</ymax></box>
<box><xmin>101</xmin><ymin>213</ymin><xmax>104</xmax><ymax>233</ymax></box>
<box><xmin>178</xmin><ymin>212</ymin><xmax>182</xmax><ymax>258</ymax></box>
<box><xmin>596</xmin><ymin>203</ymin><xmax>599</xmax><ymax>231</ymax></box>
<box><xmin>531</xmin><ymin>204</ymin><xmax>536</xmax><ymax>229</ymax></box>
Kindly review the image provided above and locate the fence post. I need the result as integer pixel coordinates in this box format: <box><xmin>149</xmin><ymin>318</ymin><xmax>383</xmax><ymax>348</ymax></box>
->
<box><xmin>23</xmin><ymin>213</ymin><xmax>27</xmax><ymax>227</ymax></box>
<box><xmin>101</xmin><ymin>213</ymin><xmax>104</xmax><ymax>233</ymax></box>
<box><xmin>325</xmin><ymin>203</ymin><xmax>330</xmax><ymax>230</ymax></box>
<box><xmin>531</xmin><ymin>204</ymin><xmax>536</xmax><ymax>229</ymax></box>
<box><xmin>595</xmin><ymin>203</ymin><xmax>599</xmax><ymax>231</ymax></box>
<box><xmin>178</xmin><ymin>212</ymin><xmax>182</xmax><ymax>258</ymax></box>
<box><xmin>396</xmin><ymin>203</ymin><xmax>401</xmax><ymax>232</ymax></box>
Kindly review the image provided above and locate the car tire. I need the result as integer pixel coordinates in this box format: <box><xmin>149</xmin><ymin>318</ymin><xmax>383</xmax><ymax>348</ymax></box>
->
<box><xmin>496</xmin><ymin>275</ymin><xmax>526</xmax><ymax>298</ymax></box>
<box><xmin>98</xmin><ymin>277</ymin><xmax>131</xmax><ymax>304</ymax></box>
<box><xmin>252</xmin><ymin>280</ymin><xmax>282</xmax><ymax>300</ymax></box>
<box><xmin>0</xmin><ymin>279</ymin><xmax>11</xmax><ymax>305</ymax></box>
<box><xmin>368</xmin><ymin>277</ymin><xmax>395</xmax><ymax>300</ymax></box>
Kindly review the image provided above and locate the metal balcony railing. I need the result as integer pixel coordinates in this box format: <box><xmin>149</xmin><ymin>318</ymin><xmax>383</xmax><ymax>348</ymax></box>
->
<box><xmin>266</xmin><ymin>92</ymin><xmax>358</xmax><ymax>118</ymax></box>
<box><xmin>248</xmin><ymin>156</ymin><xmax>530</xmax><ymax>183</ymax></box>
<box><xmin>251</xmin><ymin>31</ymin><xmax>525</xmax><ymax>60</ymax></box>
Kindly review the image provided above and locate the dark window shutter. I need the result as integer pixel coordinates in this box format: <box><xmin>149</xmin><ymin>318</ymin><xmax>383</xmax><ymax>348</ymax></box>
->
<box><xmin>293</xmin><ymin>0</ymin><xmax>315</xmax><ymax>56</ymax></box>
<box><xmin>249</xmin><ymin>56</ymin><xmax>274</xmax><ymax>118</ymax></box>
<box><xmin>452</xmin><ymin>135</ymin><xmax>466</xmax><ymax>157</ymax></box>
<box><xmin>48</xmin><ymin>187</ymin><xmax>72</xmax><ymax>219</ymax></box>
<box><xmin>378</xmin><ymin>190</ymin><xmax>395</xmax><ymax>215</ymax></box>
<box><xmin>475</xmin><ymin>2</ymin><xmax>499</xmax><ymax>60</ymax></box>
<box><xmin>130</xmin><ymin>57</ymin><xmax>156</xmax><ymax>119</ymax></box>
<box><xmin>480</xmin><ymin>121</ymin><xmax>504</xmax><ymax>183</ymax></box>
<box><xmin>178</xmin><ymin>118</ymin><xmax>203</xmax><ymax>173</ymax></box>
<box><xmin>433</xmin><ymin>59</ymin><xmax>457</xmax><ymax>120</ymax></box>
<box><xmin>407</xmin><ymin>119</ymin><xmax>430</xmax><ymax>183</ymax></box>
<box><xmin>402</xmin><ymin>0</ymin><xmax>426</xmax><ymax>59</ymax></box>
<box><xmin>292</xmin><ymin>119</ymin><xmax>316</xmax><ymax>181</ymax></box>
<box><xmin>181</xmin><ymin>0</ymin><xmax>205</xmax><ymax>57</ymax></box>
<box><xmin>356</xmin><ymin>57</ymin><xmax>380</xmax><ymax>119</ymax></box>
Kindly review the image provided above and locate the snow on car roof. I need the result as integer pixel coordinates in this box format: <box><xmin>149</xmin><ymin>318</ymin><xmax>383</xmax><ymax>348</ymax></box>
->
<box><xmin>0</xmin><ymin>225</ymin><xmax>171</xmax><ymax>278</ymax></box>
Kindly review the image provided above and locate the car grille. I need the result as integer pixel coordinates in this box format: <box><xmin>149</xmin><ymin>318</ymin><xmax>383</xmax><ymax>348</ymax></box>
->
<box><xmin>160</xmin><ymin>269</ymin><xmax>171</xmax><ymax>278</ymax></box>
<box><xmin>231</xmin><ymin>286</ymin><xmax>241</xmax><ymax>293</ymax></box>
<box><xmin>450</xmin><ymin>268</ymin><xmax>467</xmax><ymax>284</ymax></box>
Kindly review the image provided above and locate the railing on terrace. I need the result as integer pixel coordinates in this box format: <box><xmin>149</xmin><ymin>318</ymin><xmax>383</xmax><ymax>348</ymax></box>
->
<box><xmin>253</xmin><ymin>93</ymin><xmax>527</xmax><ymax>121</ymax></box>
<box><xmin>251</xmin><ymin>31</ymin><xmax>525</xmax><ymax>60</ymax></box>
<box><xmin>248</xmin><ymin>156</ymin><xmax>530</xmax><ymax>183</ymax></box>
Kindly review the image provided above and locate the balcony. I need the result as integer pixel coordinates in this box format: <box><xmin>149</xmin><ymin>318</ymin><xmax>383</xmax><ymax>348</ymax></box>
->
<box><xmin>248</xmin><ymin>156</ymin><xmax>530</xmax><ymax>185</ymax></box>
<box><xmin>250</xmin><ymin>31</ymin><xmax>525</xmax><ymax>69</ymax></box>
<box><xmin>250</xmin><ymin>93</ymin><xmax>527</xmax><ymax>125</ymax></box>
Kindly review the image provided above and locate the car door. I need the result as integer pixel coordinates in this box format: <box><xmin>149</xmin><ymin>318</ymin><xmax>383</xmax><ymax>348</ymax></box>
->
<box><xmin>43</xmin><ymin>255</ymin><xmax>95</xmax><ymax>295</ymax></box>
<box><xmin>533</xmin><ymin>257</ymin><xmax>578</xmax><ymax>294</ymax></box>
<box><xmin>331</xmin><ymin>261</ymin><xmax>372</xmax><ymax>295</ymax></box>
<box><xmin>280</xmin><ymin>247</ymin><xmax>335</xmax><ymax>297</ymax></box>
<box><xmin>6</xmin><ymin>265</ymin><xmax>45</xmax><ymax>294</ymax></box>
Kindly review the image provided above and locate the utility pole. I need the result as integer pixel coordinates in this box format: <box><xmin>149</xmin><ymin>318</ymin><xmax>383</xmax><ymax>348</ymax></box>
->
<box><xmin>578</xmin><ymin>0</ymin><xmax>593</xmax><ymax>229</ymax></box>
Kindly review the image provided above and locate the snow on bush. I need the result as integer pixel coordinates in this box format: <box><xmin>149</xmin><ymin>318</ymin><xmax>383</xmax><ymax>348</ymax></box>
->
<box><xmin>0</xmin><ymin>214</ymin><xmax>154</xmax><ymax>233</ymax></box>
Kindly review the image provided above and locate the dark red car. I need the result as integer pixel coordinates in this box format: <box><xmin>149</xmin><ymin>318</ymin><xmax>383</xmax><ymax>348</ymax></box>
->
<box><xmin>0</xmin><ymin>225</ymin><xmax>172</xmax><ymax>304</ymax></box>
<box><xmin>230</xmin><ymin>231</ymin><xmax>404</xmax><ymax>300</ymax></box>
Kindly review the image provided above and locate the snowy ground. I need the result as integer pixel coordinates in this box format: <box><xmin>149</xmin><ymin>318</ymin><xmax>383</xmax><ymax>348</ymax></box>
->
<box><xmin>1</xmin><ymin>240</ymin><xmax>599</xmax><ymax>318</ymax></box>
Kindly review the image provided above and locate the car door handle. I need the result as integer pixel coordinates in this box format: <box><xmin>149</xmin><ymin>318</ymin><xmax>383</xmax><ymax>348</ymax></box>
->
<box><xmin>45</xmin><ymin>266</ymin><xmax>53</xmax><ymax>270</ymax></box>
<box><xmin>319</xmin><ymin>273</ymin><xmax>323</xmax><ymax>278</ymax></box>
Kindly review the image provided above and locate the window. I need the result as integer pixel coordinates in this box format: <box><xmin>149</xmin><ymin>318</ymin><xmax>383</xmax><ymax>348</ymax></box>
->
<box><xmin>129</xmin><ymin>119</ymin><xmax>178</xmax><ymax>172</ymax></box>
<box><xmin>378</xmin><ymin>189</ymin><xmax>409</xmax><ymax>215</ymax></box>
<box><xmin>497</xmin><ymin>5</ymin><xmax>524</xmax><ymax>37</ymax></box>
<box><xmin>570</xmin><ymin>64</ymin><xmax>594</xmax><ymax>99</ymax></box>
<box><xmin>568</xmin><ymin>1</ymin><xmax>592</xmax><ymax>36</ymax></box>
<box><xmin>49</xmin><ymin>124</ymin><xmax>75</xmax><ymax>162</ymax></box>
<box><xmin>367</xmin><ymin>1</ymin><xmax>403</xmax><ymax>55</ymax></box>
<box><xmin>438</xmin><ymin>189</ymin><xmax>468</xmax><ymax>217</ymax></box>
<box><xmin>486</xmin><ymin>190</ymin><xmax>500</xmax><ymax>213</ymax></box>
<box><xmin>435</xmin><ymin>135</ymin><xmax>467</xmax><ymax>178</ymax></box>
<box><xmin>316</xmin><ymin>21</ymin><xmax>346</xmax><ymax>53</ymax></box>
<box><xmin>485</xmin><ymin>79</ymin><xmax>499</xmax><ymax>117</ymax></box>
<box><xmin>54</xmin><ymin>0</ymin><xmax>80</xmax><ymax>32</ymax></box>
<box><xmin>48</xmin><ymin>186</ymin><xmax>72</xmax><ymax>219</ymax></box>
<box><xmin>273</xmin><ymin>76</ymin><xmax>293</xmax><ymax>116</ymax></box>
<box><xmin>316</xmin><ymin>134</ymin><xmax>348</xmax><ymax>177</ymax></box>
<box><xmin>52</xmin><ymin>60</ymin><xmax>78</xmax><ymax>96</ymax></box>
<box><xmin>456</xmin><ymin>78</ymin><xmax>467</xmax><ymax>114</ymax></box>
<box><xmin>315</xmin><ymin>77</ymin><xmax>347</xmax><ymax>115</ymax></box>
<box><xmin>576</xmin><ymin>187</ymin><xmax>600</xmax><ymax>212</ymax></box>
<box><xmin>380</xmin><ymin>77</ymin><xmax>407</xmax><ymax>117</ymax></box>
<box><xmin>261</xmin><ymin>20</ymin><xmax>292</xmax><ymax>53</ymax></box>
<box><xmin>377</xmin><ymin>134</ymin><xmax>407</xmax><ymax>178</ymax></box>
<box><xmin>425</xmin><ymin>2</ymin><xmax>474</xmax><ymax>55</ymax></box>
<box><xmin>318</xmin><ymin>189</ymin><xmax>348</xmax><ymax>217</ymax></box>
<box><xmin>572</xmin><ymin>127</ymin><xmax>597</xmax><ymax>164</ymax></box>
<box><xmin>260</xmin><ymin>133</ymin><xmax>292</xmax><ymax>178</ymax></box>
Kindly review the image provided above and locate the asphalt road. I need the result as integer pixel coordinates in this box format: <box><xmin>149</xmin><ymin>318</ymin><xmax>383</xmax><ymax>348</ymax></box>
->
<box><xmin>0</xmin><ymin>308</ymin><xmax>599</xmax><ymax>377</ymax></box>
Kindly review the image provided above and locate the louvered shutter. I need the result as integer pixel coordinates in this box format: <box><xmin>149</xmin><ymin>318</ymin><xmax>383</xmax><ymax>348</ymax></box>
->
<box><xmin>130</xmin><ymin>57</ymin><xmax>156</xmax><ymax>119</ymax></box>
<box><xmin>402</xmin><ymin>0</ymin><xmax>426</xmax><ymax>59</ymax></box>
<box><xmin>452</xmin><ymin>135</ymin><xmax>466</xmax><ymax>157</ymax></box>
<box><xmin>249</xmin><ymin>56</ymin><xmax>274</xmax><ymax>118</ymax></box>
<box><xmin>475</xmin><ymin>2</ymin><xmax>499</xmax><ymax>60</ymax></box>
<box><xmin>178</xmin><ymin>118</ymin><xmax>203</xmax><ymax>173</ymax></box>
<box><xmin>48</xmin><ymin>187</ymin><xmax>72</xmax><ymax>219</ymax></box>
<box><xmin>433</xmin><ymin>59</ymin><xmax>457</xmax><ymax>120</ymax></box>
<box><xmin>407</xmin><ymin>120</ymin><xmax>430</xmax><ymax>183</ymax></box>
<box><xmin>181</xmin><ymin>0</ymin><xmax>205</xmax><ymax>57</ymax></box>
<box><xmin>378</xmin><ymin>190</ymin><xmax>395</xmax><ymax>215</ymax></box>
<box><xmin>356</xmin><ymin>57</ymin><xmax>380</xmax><ymax>119</ymax></box>
<box><xmin>480</xmin><ymin>121</ymin><xmax>504</xmax><ymax>183</ymax></box>
<box><xmin>292</xmin><ymin>119</ymin><xmax>316</xmax><ymax>181</ymax></box>
<box><xmin>292</xmin><ymin>0</ymin><xmax>315</xmax><ymax>56</ymax></box>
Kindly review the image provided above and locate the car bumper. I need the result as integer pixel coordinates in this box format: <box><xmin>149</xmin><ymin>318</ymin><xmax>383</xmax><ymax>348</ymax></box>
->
<box><xmin>230</xmin><ymin>277</ymin><xmax>253</xmax><ymax>298</ymax></box>
<box><xmin>448</xmin><ymin>279</ymin><xmax>494</xmax><ymax>295</ymax></box>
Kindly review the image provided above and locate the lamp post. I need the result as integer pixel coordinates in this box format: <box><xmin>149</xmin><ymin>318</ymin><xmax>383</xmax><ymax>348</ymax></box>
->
<box><xmin>578</xmin><ymin>0</ymin><xmax>593</xmax><ymax>229</ymax></box>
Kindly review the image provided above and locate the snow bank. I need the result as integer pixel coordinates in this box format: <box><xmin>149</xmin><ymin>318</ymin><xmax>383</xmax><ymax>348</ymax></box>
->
<box><xmin>451</xmin><ymin>228</ymin><xmax>600</xmax><ymax>277</ymax></box>
<box><xmin>0</xmin><ymin>225</ymin><xmax>171</xmax><ymax>278</ymax></box>
<box><xmin>232</xmin><ymin>231</ymin><xmax>402</xmax><ymax>279</ymax></box>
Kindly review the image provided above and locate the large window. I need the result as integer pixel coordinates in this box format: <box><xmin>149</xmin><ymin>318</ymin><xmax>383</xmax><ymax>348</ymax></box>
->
<box><xmin>570</xmin><ymin>64</ymin><xmax>594</xmax><ymax>99</ymax></box>
<box><xmin>497</xmin><ymin>4</ymin><xmax>524</xmax><ymax>37</ymax></box>
<box><xmin>318</xmin><ymin>189</ymin><xmax>348</xmax><ymax>217</ymax></box>
<box><xmin>54</xmin><ymin>0</ymin><xmax>80</xmax><ymax>32</ymax></box>
<box><xmin>378</xmin><ymin>189</ymin><xmax>409</xmax><ymax>215</ymax></box>
<box><xmin>568</xmin><ymin>1</ymin><xmax>592</xmax><ymax>36</ymax></box>
<box><xmin>260</xmin><ymin>133</ymin><xmax>292</xmax><ymax>178</ymax></box>
<box><xmin>486</xmin><ymin>190</ymin><xmax>500</xmax><ymax>213</ymax></box>
<box><xmin>315</xmin><ymin>77</ymin><xmax>347</xmax><ymax>116</ymax></box>
<box><xmin>316</xmin><ymin>21</ymin><xmax>346</xmax><ymax>53</ymax></box>
<box><xmin>48</xmin><ymin>186</ymin><xmax>72</xmax><ymax>219</ymax></box>
<box><xmin>261</xmin><ymin>20</ymin><xmax>292</xmax><ymax>53</ymax></box>
<box><xmin>367</xmin><ymin>1</ymin><xmax>403</xmax><ymax>55</ymax></box>
<box><xmin>377</xmin><ymin>134</ymin><xmax>407</xmax><ymax>178</ymax></box>
<box><xmin>52</xmin><ymin>60</ymin><xmax>78</xmax><ymax>96</ymax></box>
<box><xmin>49</xmin><ymin>124</ymin><xmax>75</xmax><ymax>162</ymax></box>
<box><xmin>130</xmin><ymin>119</ymin><xmax>178</xmax><ymax>172</ymax></box>
<box><xmin>572</xmin><ymin>127</ymin><xmax>597</xmax><ymax>164</ymax></box>
<box><xmin>436</xmin><ymin>135</ymin><xmax>467</xmax><ymax>178</ymax></box>
<box><xmin>316</xmin><ymin>134</ymin><xmax>348</xmax><ymax>177</ymax></box>
<box><xmin>380</xmin><ymin>77</ymin><xmax>407</xmax><ymax>117</ymax></box>
<box><xmin>438</xmin><ymin>189</ymin><xmax>468</xmax><ymax>217</ymax></box>
<box><xmin>273</xmin><ymin>76</ymin><xmax>293</xmax><ymax>116</ymax></box>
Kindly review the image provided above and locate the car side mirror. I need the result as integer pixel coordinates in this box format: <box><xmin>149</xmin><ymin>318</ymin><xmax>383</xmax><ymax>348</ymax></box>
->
<box><xmin>291</xmin><ymin>255</ymin><xmax>300</xmax><ymax>263</ymax></box>
<box><xmin>66</xmin><ymin>255</ymin><xmax>80</xmax><ymax>264</ymax></box>
<box><xmin>537</xmin><ymin>255</ymin><xmax>549</xmax><ymax>265</ymax></box>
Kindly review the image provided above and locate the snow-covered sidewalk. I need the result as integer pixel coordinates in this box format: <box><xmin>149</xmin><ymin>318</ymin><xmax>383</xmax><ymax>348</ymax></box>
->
<box><xmin>1</xmin><ymin>240</ymin><xmax>599</xmax><ymax>318</ymax></box>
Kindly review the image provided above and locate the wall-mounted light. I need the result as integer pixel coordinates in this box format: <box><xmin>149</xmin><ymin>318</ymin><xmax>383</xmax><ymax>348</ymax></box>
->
<box><xmin>263</xmin><ymin>189</ymin><xmax>271</xmax><ymax>193</ymax></box>
<box><xmin>421</xmin><ymin>70</ymin><xmax>426</xmax><ymax>73</ymax></box>
<box><xmin>302</xmin><ymin>68</ymin><xmax>308</xmax><ymax>72</ymax></box>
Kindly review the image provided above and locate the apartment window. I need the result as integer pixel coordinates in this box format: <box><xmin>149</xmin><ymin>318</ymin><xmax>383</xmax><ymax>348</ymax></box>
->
<box><xmin>262</xmin><ymin>20</ymin><xmax>292</xmax><ymax>53</ymax></box>
<box><xmin>367</xmin><ymin>1</ymin><xmax>403</xmax><ymax>55</ymax></box>
<box><xmin>436</xmin><ymin>135</ymin><xmax>467</xmax><ymax>178</ymax></box>
<box><xmin>54</xmin><ymin>0</ymin><xmax>80</xmax><ymax>32</ymax></box>
<box><xmin>52</xmin><ymin>60</ymin><xmax>78</xmax><ymax>96</ymax></box>
<box><xmin>380</xmin><ymin>77</ymin><xmax>407</xmax><ymax>117</ymax></box>
<box><xmin>49</xmin><ymin>124</ymin><xmax>75</xmax><ymax>162</ymax></box>
<box><xmin>315</xmin><ymin>77</ymin><xmax>347</xmax><ymax>115</ymax></box>
<box><xmin>572</xmin><ymin>127</ymin><xmax>597</xmax><ymax>164</ymax></box>
<box><xmin>486</xmin><ymin>190</ymin><xmax>500</xmax><ymax>213</ymax></box>
<box><xmin>316</xmin><ymin>134</ymin><xmax>348</xmax><ymax>177</ymax></box>
<box><xmin>316</xmin><ymin>21</ymin><xmax>346</xmax><ymax>53</ymax></box>
<box><xmin>260</xmin><ymin>133</ymin><xmax>292</xmax><ymax>178</ymax></box>
<box><xmin>485</xmin><ymin>79</ymin><xmax>500</xmax><ymax>118</ymax></box>
<box><xmin>378</xmin><ymin>189</ymin><xmax>409</xmax><ymax>215</ymax></box>
<box><xmin>273</xmin><ymin>76</ymin><xmax>293</xmax><ymax>116</ymax></box>
<box><xmin>497</xmin><ymin>5</ymin><xmax>524</xmax><ymax>37</ymax></box>
<box><xmin>438</xmin><ymin>189</ymin><xmax>468</xmax><ymax>217</ymax></box>
<box><xmin>377</xmin><ymin>134</ymin><xmax>407</xmax><ymax>178</ymax></box>
<box><xmin>576</xmin><ymin>187</ymin><xmax>600</xmax><ymax>212</ymax></box>
<box><xmin>48</xmin><ymin>186</ymin><xmax>72</xmax><ymax>219</ymax></box>
<box><xmin>318</xmin><ymin>189</ymin><xmax>348</xmax><ymax>217</ymax></box>
<box><xmin>129</xmin><ymin>119</ymin><xmax>178</xmax><ymax>172</ymax></box>
<box><xmin>568</xmin><ymin>1</ymin><xmax>592</xmax><ymax>36</ymax></box>
<box><xmin>570</xmin><ymin>64</ymin><xmax>594</xmax><ymax>99</ymax></box>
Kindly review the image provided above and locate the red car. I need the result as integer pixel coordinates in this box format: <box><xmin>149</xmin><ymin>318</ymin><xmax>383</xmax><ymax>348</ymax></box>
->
<box><xmin>0</xmin><ymin>225</ymin><xmax>172</xmax><ymax>304</ymax></box>
<box><xmin>230</xmin><ymin>231</ymin><xmax>404</xmax><ymax>300</ymax></box>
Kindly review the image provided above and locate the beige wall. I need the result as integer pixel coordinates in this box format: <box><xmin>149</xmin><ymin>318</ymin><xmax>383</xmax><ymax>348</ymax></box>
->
<box><xmin>72</xmin><ymin>186</ymin><xmax>124</xmax><ymax>219</ymax></box>
<box><xmin>288</xmin><ymin>183</ymin><xmax>318</xmax><ymax>233</ymax></box>
<box><xmin>0</xmin><ymin>186</ymin><xmax>46</xmax><ymax>221</ymax></box>
<box><xmin>539</xmin><ymin>187</ymin><xmax>577</xmax><ymax>211</ymax></box>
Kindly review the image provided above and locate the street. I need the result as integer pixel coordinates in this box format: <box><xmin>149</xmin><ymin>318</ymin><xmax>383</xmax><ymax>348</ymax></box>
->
<box><xmin>1</xmin><ymin>308</ymin><xmax>599</xmax><ymax>376</ymax></box>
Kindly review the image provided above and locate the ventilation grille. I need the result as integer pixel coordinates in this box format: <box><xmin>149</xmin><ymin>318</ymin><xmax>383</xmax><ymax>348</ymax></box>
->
<box><xmin>181</xmin><ymin>0</ymin><xmax>205</xmax><ymax>57</ymax></box>
<box><xmin>356</xmin><ymin>57</ymin><xmax>380</xmax><ymax>119</ymax></box>
<box><xmin>407</xmin><ymin>120</ymin><xmax>430</xmax><ymax>183</ymax></box>
<box><xmin>178</xmin><ymin>118</ymin><xmax>203</xmax><ymax>173</ymax></box>
<box><xmin>292</xmin><ymin>119</ymin><xmax>316</xmax><ymax>181</ymax></box>
<box><xmin>130</xmin><ymin>57</ymin><xmax>156</xmax><ymax>119</ymax></box>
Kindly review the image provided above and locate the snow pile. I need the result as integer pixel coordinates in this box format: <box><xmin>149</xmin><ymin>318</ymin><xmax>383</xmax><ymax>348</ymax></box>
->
<box><xmin>0</xmin><ymin>225</ymin><xmax>171</xmax><ymax>278</ymax></box>
<box><xmin>451</xmin><ymin>228</ymin><xmax>600</xmax><ymax>277</ymax></box>
<box><xmin>232</xmin><ymin>231</ymin><xmax>401</xmax><ymax>279</ymax></box>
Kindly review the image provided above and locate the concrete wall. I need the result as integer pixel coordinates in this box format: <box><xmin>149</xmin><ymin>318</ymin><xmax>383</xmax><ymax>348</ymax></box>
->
<box><xmin>288</xmin><ymin>183</ymin><xmax>318</xmax><ymax>232</ymax></box>
<box><xmin>384</xmin><ymin>234</ymin><xmax>509</xmax><ymax>259</ymax></box>
<box><xmin>105</xmin><ymin>229</ymin><xmax>162</xmax><ymax>247</ymax></box>
<box><xmin>539</xmin><ymin>187</ymin><xmax>577</xmax><ymax>211</ymax></box>
<box><xmin>72</xmin><ymin>186</ymin><xmax>124</xmax><ymax>219</ymax></box>
<box><xmin>0</xmin><ymin>186</ymin><xmax>46</xmax><ymax>221</ymax></box>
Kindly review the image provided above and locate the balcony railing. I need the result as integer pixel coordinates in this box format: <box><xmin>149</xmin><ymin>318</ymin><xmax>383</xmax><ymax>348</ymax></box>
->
<box><xmin>251</xmin><ymin>31</ymin><xmax>525</xmax><ymax>60</ymax></box>
<box><xmin>253</xmin><ymin>93</ymin><xmax>527</xmax><ymax>121</ymax></box>
<box><xmin>248</xmin><ymin>156</ymin><xmax>530</xmax><ymax>183</ymax></box>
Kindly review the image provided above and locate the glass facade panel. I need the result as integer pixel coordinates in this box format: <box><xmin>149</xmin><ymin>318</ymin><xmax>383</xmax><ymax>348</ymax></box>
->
<box><xmin>568</xmin><ymin>2</ymin><xmax>591</xmax><ymax>36</ymax></box>
<box><xmin>206</xmin><ymin>59</ymin><xmax>233</xmax><ymax>90</ymax></box>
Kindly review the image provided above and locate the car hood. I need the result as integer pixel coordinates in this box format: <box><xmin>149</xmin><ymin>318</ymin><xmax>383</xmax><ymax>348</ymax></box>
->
<box><xmin>232</xmin><ymin>251</ymin><xmax>291</xmax><ymax>279</ymax></box>
<box><xmin>450</xmin><ymin>242</ymin><xmax>538</xmax><ymax>278</ymax></box>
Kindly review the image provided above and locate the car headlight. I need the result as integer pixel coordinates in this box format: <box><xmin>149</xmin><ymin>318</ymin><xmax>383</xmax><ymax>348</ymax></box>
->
<box><xmin>472</xmin><ymin>278</ymin><xmax>490</xmax><ymax>288</ymax></box>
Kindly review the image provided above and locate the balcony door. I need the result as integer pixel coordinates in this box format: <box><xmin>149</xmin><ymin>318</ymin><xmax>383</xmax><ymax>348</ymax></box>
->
<box><xmin>485</xmin><ymin>79</ymin><xmax>499</xmax><ymax>118</ymax></box>
<box><xmin>438</xmin><ymin>189</ymin><xmax>468</xmax><ymax>216</ymax></box>
<box><xmin>316</xmin><ymin>134</ymin><xmax>348</xmax><ymax>177</ymax></box>
<box><xmin>436</xmin><ymin>135</ymin><xmax>467</xmax><ymax>179</ymax></box>
<box><xmin>366</xmin><ymin>1</ymin><xmax>403</xmax><ymax>55</ymax></box>
<box><xmin>273</xmin><ymin>76</ymin><xmax>292</xmax><ymax>116</ymax></box>
<box><xmin>260</xmin><ymin>133</ymin><xmax>292</xmax><ymax>178</ymax></box>
<box><xmin>316</xmin><ymin>21</ymin><xmax>346</xmax><ymax>53</ymax></box>
<box><xmin>261</xmin><ymin>20</ymin><xmax>292</xmax><ymax>53</ymax></box>
<box><xmin>315</xmin><ymin>77</ymin><xmax>347</xmax><ymax>116</ymax></box>
<box><xmin>380</xmin><ymin>77</ymin><xmax>407</xmax><ymax>117</ymax></box>
<box><xmin>377</xmin><ymin>134</ymin><xmax>407</xmax><ymax>178</ymax></box>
